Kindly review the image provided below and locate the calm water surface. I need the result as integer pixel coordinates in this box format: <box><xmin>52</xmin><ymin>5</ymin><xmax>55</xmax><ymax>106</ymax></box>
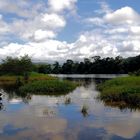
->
<box><xmin>0</xmin><ymin>75</ymin><xmax>140</xmax><ymax>140</ymax></box>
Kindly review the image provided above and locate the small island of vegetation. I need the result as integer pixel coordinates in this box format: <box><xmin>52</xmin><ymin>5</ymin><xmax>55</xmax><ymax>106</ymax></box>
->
<box><xmin>19</xmin><ymin>80</ymin><xmax>77</xmax><ymax>94</ymax></box>
<box><xmin>98</xmin><ymin>76</ymin><xmax>140</xmax><ymax>107</ymax></box>
<box><xmin>0</xmin><ymin>55</ymin><xmax>77</xmax><ymax>95</ymax></box>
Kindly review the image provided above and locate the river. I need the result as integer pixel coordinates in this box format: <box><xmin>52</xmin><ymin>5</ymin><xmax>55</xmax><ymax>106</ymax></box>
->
<box><xmin>0</xmin><ymin>74</ymin><xmax>139</xmax><ymax>140</ymax></box>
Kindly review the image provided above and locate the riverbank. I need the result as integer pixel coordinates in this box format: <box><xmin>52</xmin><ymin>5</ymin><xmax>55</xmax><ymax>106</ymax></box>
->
<box><xmin>0</xmin><ymin>73</ymin><xmax>56</xmax><ymax>85</ymax></box>
<box><xmin>99</xmin><ymin>76</ymin><xmax>140</xmax><ymax>105</ymax></box>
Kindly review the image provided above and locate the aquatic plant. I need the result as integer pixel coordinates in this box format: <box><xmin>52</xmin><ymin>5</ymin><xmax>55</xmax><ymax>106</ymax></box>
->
<box><xmin>81</xmin><ymin>105</ymin><xmax>89</xmax><ymax>117</ymax></box>
<box><xmin>64</xmin><ymin>97</ymin><xmax>71</xmax><ymax>105</ymax></box>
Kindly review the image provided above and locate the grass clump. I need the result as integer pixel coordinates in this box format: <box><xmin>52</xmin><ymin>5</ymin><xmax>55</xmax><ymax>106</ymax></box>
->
<box><xmin>19</xmin><ymin>80</ymin><xmax>77</xmax><ymax>95</ymax></box>
<box><xmin>64</xmin><ymin>97</ymin><xmax>71</xmax><ymax>105</ymax></box>
<box><xmin>81</xmin><ymin>105</ymin><xmax>89</xmax><ymax>117</ymax></box>
<box><xmin>98</xmin><ymin>76</ymin><xmax>140</xmax><ymax>106</ymax></box>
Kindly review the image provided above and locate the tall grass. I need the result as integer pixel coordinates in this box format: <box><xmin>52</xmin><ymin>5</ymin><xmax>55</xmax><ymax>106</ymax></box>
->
<box><xmin>99</xmin><ymin>76</ymin><xmax>140</xmax><ymax>105</ymax></box>
<box><xmin>19</xmin><ymin>80</ymin><xmax>77</xmax><ymax>95</ymax></box>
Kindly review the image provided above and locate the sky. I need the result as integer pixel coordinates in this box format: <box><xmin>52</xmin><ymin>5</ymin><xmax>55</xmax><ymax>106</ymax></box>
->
<box><xmin>0</xmin><ymin>0</ymin><xmax>140</xmax><ymax>63</ymax></box>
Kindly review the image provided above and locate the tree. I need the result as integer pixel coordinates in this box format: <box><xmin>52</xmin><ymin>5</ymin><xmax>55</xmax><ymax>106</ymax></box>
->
<box><xmin>92</xmin><ymin>56</ymin><xmax>101</xmax><ymax>62</ymax></box>
<box><xmin>0</xmin><ymin>55</ymin><xmax>33</xmax><ymax>75</ymax></box>
<box><xmin>38</xmin><ymin>64</ymin><xmax>52</xmax><ymax>74</ymax></box>
<box><xmin>52</xmin><ymin>62</ymin><xmax>61</xmax><ymax>74</ymax></box>
<box><xmin>62</xmin><ymin>60</ymin><xmax>74</xmax><ymax>74</ymax></box>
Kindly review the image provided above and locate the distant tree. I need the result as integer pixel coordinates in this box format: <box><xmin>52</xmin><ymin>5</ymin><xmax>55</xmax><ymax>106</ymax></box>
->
<box><xmin>72</xmin><ymin>62</ymin><xmax>79</xmax><ymax>74</ymax></box>
<box><xmin>1</xmin><ymin>54</ymin><xmax>140</xmax><ymax>75</ymax></box>
<box><xmin>52</xmin><ymin>61</ymin><xmax>61</xmax><ymax>74</ymax></box>
<box><xmin>76</xmin><ymin>62</ymin><xmax>85</xmax><ymax>74</ymax></box>
<box><xmin>124</xmin><ymin>55</ymin><xmax>140</xmax><ymax>73</ymax></box>
<box><xmin>84</xmin><ymin>58</ymin><xmax>92</xmax><ymax>73</ymax></box>
<box><xmin>114</xmin><ymin>56</ymin><xmax>125</xmax><ymax>73</ymax></box>
<box><xmin>92</xmin><ymin>56</ymin><xmax>101</xmax><ymax>62</ymax></box>
<box><xmin>62</xmin><ymin>60</ymin><xmax>74</xmax><ymax>74</ymax></box>
<box><xmin>38</xmin><ymin>64</ymin><xmax>52</xmax><ymax>74</ymax></box>
<box><xmin>0</xmin><ymin>55</ymin><xmax>33</xmax><ymax>75</ymax></box>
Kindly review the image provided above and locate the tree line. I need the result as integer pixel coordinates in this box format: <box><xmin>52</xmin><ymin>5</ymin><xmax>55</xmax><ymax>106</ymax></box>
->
<box><xmin>0</xmin><ymin>55</ymin><xmax>140</xmax><ymax>75</ymax></box>
<box><xmin>36</xmin><ymin>55</ymin><xmax>140</xmax><ymax>74</ymax></box>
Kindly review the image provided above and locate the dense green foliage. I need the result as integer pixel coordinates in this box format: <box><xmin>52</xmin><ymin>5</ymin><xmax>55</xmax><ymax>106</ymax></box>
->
<box><xmin>19</xmin><ymin>80</ymin><xmax>77</xmax><ymax>94</ymax></box>
<box><xmin>34</xmin><ymin>55</ymin><xmax>140</xmax><ymax>74</ymax></box>
<box><xmin>99</xmin><ymin>76</ymin><xmax>140</xmax><ymax>105</ymax></box>
<box><xmin>37</xmin><ymin>64</ymin><xmax>52</xmax><ymax>74</ymax></box>
<box><xmin>0</xmin><ymin>55</ymin><xmax>33</xmax><ymax>75</ymax></box>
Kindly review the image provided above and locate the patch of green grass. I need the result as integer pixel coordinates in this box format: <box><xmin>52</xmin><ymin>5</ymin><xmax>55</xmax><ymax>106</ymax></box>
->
<box><xmin>0</xmin><ymin>75</ymin><xmax>18</xmax><ymax>82</ymax></box>
<box><xmin>29</xmin><ymin>72</ymin><xmax>56</xmax><ymax>81</ymax></box>
<box><xmin>98</xmin><ymin>76</ymin><xmax>140</xmax><ymax>105</ymax></box>
<box><xmin>0</xmin><ymin>73</ymin><xmax>56</xmax><ymax>85</ymax></box>
<box><xmin>19</xmin><ymin>80</ymin><xmax>77</xmax><ymax>95</ymax></box>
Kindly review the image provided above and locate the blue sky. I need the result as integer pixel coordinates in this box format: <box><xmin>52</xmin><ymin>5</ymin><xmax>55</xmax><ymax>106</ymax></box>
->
<box><xmin>0</xmin><ymin>0</ymin><xmax>140</xmax><ymax>62</ymax></box>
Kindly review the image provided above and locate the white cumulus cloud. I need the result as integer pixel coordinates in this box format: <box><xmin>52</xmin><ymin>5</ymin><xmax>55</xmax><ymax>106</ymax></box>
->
<box><xmin>104</xmin><ymin>7</ymin><xmax>140</xmax><ymax>25</ymax></box>
<box><xmin>41</xmin><ymin>13</ymin><xmax>66</xmax><ymax>29</ymax></box>
<box><xmin>48</xmin><ymin>0</ymin><xmax>77</xmax><ymax>13</ymax></box>
<box><xmin>34</xmin><ymin>29</ymin><xmax>56</xmax><ymax>41</ymax></box>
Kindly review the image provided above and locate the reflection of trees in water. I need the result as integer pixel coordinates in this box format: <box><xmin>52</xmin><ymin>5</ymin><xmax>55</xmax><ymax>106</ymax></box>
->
<box><xmin>0</xmin><ymin>92</ymin><xmax>4</xmax><ymax>111</ymax></box>
<box><xmin>0</xmin><ymin>83</ymin><xmax>69</xmax><ymax>105</ymax></box>
<box><xmin>65</xmin><ymin>78</ymin><xmax>95</xmax><ymax>88</ymax></box>
<box><xmin>102</xmin><ymin>100</ymin><xmax>140</xmax><ymax>112</ymax></box>
<box><xmin>0</xmin><ymin>102</ymin><xmax>4</xmax><ymax>111</ymax></box>
<box><xmin>7</xmin><ymin>93</ymin><xmax>32</xmax><ymax>104</ymax></box>
<box><xmin>0</xmin><ymin>83</ymin><xmax>32</xmax><ymax>104</ymax></box>
<box><xmin>64</xmin><ymin>78</ymin><xmax>109</xmax><ymax>89</ymax></box>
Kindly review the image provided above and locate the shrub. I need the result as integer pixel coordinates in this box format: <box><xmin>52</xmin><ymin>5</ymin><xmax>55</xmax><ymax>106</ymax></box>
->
<box><xmin>0</xmin><ymin>55</ymin><xmax>33</xmax><ymax>75</ymax></box>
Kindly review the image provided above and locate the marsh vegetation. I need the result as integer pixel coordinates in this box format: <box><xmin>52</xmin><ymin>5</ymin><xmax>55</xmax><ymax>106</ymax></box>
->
<box><xmin>19</xmin><ymin>80</ymin><xmax>77</xmax><ymax>94</ymax></box>
<box><xmin>99</xmin><ymin>76</ymin><xmax>140</xmax><ymax>106</ymax></box>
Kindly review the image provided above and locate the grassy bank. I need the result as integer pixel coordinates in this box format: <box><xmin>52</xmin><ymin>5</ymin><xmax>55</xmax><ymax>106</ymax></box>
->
<box><xmin>19</xmin><ymin>80</ymin><xmax>77</xmax><ymax>94</ymax></box>
<box><xmin>0</xmin><ymin>72</ymin><xmax>56</xmax><ymax>85</ymax></box>
<box><xmin>98</xmin><ymin>76</ymin><xmax>140</xmax><ymax>105</ymax></box>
